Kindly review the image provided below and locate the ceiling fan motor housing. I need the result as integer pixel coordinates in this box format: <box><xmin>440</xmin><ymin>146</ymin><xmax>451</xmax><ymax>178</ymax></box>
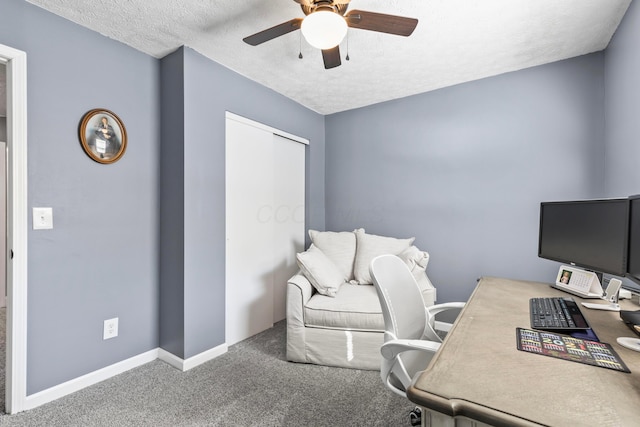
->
<box><xmin>301</xmin><ymin>1</ymin><xmax>349</xmax><ymax>17</ymax></box>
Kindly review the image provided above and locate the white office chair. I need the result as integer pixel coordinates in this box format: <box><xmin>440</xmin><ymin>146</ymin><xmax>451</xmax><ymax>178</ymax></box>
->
<box><xmin>370</xmin><ymin>254</ymin><xmax>465</xmax><ymax>400</ymax></box>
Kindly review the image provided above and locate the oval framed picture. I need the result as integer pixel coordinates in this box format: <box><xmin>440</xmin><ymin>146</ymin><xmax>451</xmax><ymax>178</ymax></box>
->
<box><xmin>79</xmin><ymin>109</ymin><xmax>127</xmax><ymax>164</ymax></box>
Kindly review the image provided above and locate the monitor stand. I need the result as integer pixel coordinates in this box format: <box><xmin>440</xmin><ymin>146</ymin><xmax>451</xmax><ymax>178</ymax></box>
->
<box><xmin>582</xmin><ymin>302</ymin><xmax>620</xmax><ymax>311</ymax></box>
<box><xmin>617</xmin><ymin>337</ymin><xmax>640</xmax><ymax>352</ymax></box>
<box><xmin>580</xmin><ymin>278</ymin><xmax>622</xmax><ymax>311</ymax></box>
<box><xmin>617</xmin><ymin>312</ymin><xmax>640</xmax><ymax>352</ymax></box>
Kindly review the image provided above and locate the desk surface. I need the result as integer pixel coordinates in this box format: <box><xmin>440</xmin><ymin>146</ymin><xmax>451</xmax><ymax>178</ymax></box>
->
<box><xmin>407</xmin><ymin>277</ymin><xmax>640</xmax><ymax>427</ymax></box>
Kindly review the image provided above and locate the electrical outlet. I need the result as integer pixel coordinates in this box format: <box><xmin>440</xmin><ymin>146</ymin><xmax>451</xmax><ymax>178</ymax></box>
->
<box><xmin>103</xmin><ymin>318</ymin><xmax>119</xmax><ymax>340</ymax></box>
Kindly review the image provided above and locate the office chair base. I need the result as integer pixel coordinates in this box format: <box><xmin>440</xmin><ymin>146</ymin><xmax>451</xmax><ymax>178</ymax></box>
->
<box><xmin>410</xmin><ymin>406</ymin><xmax>421</xmax><ymax>426</ymax></box>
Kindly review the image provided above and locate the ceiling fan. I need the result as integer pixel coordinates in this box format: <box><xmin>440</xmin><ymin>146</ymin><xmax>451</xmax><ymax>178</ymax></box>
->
<box><xmin>243</xmin><ymin>0</ymin><xmax>418</xmax><ymax>69</ymax></box>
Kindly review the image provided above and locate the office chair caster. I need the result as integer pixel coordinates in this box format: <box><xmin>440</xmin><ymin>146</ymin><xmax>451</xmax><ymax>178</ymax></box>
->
<box><xmin>410</xmin><ymin>406</ymin><xmax>421</xmax><ymax>426</ymax></box>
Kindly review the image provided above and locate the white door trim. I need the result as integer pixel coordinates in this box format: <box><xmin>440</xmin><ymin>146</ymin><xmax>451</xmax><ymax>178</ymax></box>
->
<box><xmin>225</xmin><ymin>111</ymin><xmax>309</xmax><ymax>146</ymax></box>
<box><xmin>1</xmin><ymin>43</ymin><xmax>29</xmax><ymax>414</ymax></box>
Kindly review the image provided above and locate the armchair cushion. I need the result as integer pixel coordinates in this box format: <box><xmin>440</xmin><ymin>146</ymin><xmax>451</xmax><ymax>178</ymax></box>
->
<box><xmin>353</xmin><ymin>230</ymin><xmax>415</xmax><ymax>285</ymax></box>
<box><xmin>304</xmin><ymin>283</ymin><xmax>384</xmax><ymax>332</ymax></box>
<box><xmin>296</xmin><ymin>244</ymin><xmax>345</xmax><ymax>297</ymax></box>
<box><xmin>308</xmin><ymin>229</ymin><xmax>358</xmax><ymax>281</ymax></box>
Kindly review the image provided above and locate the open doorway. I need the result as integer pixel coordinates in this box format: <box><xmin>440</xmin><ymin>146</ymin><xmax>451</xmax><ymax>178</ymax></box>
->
<box><xmin>0</xmin><ymin>43</ymin><xmax>28</xmax><ymax>415</ymax></box>
<box><xmin>0</xmin><ymin>61</ymin><xmax>5</xmax><ymax>410</ymax></box>
<box><xmin>0</xmin><ymin>63</ymin><xmax>7</xmax><ymax>408</ymax></box>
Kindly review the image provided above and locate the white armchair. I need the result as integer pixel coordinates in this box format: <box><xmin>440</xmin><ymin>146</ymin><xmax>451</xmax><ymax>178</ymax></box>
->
<box><xmin>286</xmin><ymin>230</ymin><xmax>439</xmax><ymax>370</ymax></box>
<box><xmin>370</xmin><ymin>253</ymin><xmax>465</xmax><ymax>424</ymax></box>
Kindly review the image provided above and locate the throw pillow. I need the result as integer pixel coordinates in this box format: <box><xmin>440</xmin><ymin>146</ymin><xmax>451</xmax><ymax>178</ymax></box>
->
<box><xmin>296</xmin><ymin>244</ymin><xmax>345</xmax><ymax>297</ymax></box>
<box><xmin>398</xmin><ymin>246</ymin><xmax>436</xmax><ymax>305</ymax></box>
<box><xmin>397</xmin><ymin>245</ymin><xmax>430</xmax><ymax>281</ymax></box>
<box><xmin>308</xmin><ymin>229</ymin><xmax>359</xmax><ymax>281</ymax></box>
<box><xmin>354</xmin><ymin>229</ymin><xmax>415</xmax><ymax>285</ymax></box>
<box><xmin>397</xmin><ymin>245</ymin><xmax>429</xmax><ymax>273</ymax></box>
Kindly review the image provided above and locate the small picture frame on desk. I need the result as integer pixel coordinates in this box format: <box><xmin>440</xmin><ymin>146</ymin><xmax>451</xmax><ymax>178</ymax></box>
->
<box><xmin>553</xmin><ymin>265</ymin><xmax>603</xmax><ymax>298</ymax></box>
<box><xmin>79</xmin><ymin>108</ymin><xmax>127</xmax><ymax>164</ymax></box>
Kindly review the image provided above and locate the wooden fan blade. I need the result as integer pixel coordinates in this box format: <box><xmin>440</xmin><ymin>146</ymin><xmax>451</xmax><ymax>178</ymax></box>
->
<box><xmin>345</xmin><ymin>10</ymin><xmax>418</xmax><ymax>36</ymax></box>
<box><xmin>243</xmin><ymin>18</ymin><xmax>303</xmax><ymax>46</ymax></box>
<box><xmin>322</xmin><ymin>46</ymin><xmax>341</xmax><ymax>69</ymax></box>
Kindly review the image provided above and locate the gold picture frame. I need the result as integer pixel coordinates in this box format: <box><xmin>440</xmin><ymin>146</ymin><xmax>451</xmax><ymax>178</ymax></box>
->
<box><xmin>79</xmin><ymin>108</ymin><xmax>127</xmax><ymax>164</ymax></box>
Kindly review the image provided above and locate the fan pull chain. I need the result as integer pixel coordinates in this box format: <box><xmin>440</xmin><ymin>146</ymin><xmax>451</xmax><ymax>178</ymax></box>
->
<box><xmin>298</xmin><ymin>31</ymin><xmax>303</xmax><ymax>59</ymax></box>
<box><xmin>345</xmin><ymin>31</ymin><xmax>350</xmax><ymax>61</ymax></box>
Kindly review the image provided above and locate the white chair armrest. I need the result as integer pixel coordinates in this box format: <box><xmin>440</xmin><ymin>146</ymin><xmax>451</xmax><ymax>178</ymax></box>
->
<box><xmin>426</xmin><ymin>302</ymin><xmax>465</xmax><ymax>316</ymax></box>
<box><xmin>423</xmin><ymin>302</ymin><xmax>465</xmax><ymax>342</ymax></box>
<box><xmin>380</xmin><ymin>339</ymin><xmax>441</xmax><ymax>360</ymax></box>
<box><xmin>433</xmin><ymin>320</ymin><xmax>454</xmax><ymax>333</ymax></box>
<box><xmin>380</xmin><ymin>339</ymin><xmax>441</xmax><ymax>397</ymax></box>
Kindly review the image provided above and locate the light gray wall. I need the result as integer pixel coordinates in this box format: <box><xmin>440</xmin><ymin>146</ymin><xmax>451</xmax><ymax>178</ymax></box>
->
<box><xmin>0</xmin><ymin>0</ymin><xmax>632</xmax><ymax>398</ymax></box>
<box><xmin>159</xmin><ymin>47</ymin><xmax>325</xmax><ymax>359</ymax></box>
<box><xmin>325</xmin><ymin>54</ymin><xmax>605</xmax><ymax>303</ymax></box>
<box><xmin>0</xmin><ymin>0</ymin><xmax>326</xmax><ymax>394</ymax></box>
<box><xmin>604</xmin><ymin>0</ymin><xmax>640</xmax><ymax>292</ymax></box>
<box><xmin>604</xmin><ymin>0</ymin><xmax>640</xmax><ymax>196</ymax></box>
<box><xmin>159</xmin><ymin>49</ymin><xmax>186</xmax><ymax>358</ymax></box>
<box><xmin>1</xmin><ymin>0</ymin><xmax>160</xmax><ymax>394</ymax></box>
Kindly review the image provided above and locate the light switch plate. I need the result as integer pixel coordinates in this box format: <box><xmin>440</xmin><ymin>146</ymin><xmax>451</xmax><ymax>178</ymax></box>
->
<box><xmin>33</xmin><ymin>207</ymin><xmax>53</xmax><ymax>230</ymax></box>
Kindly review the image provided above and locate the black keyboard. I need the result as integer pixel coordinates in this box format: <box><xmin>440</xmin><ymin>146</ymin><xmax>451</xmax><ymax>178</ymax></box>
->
<box><xmin>529</xmin><ymin>297</ymin><xmax>591</xmax><ymax>331</ymax></box>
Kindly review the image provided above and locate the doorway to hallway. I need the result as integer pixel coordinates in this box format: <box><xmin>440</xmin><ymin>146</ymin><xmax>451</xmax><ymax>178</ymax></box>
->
<box><xmin>0</xmin><ymin>42</ymin><xmax>29</xmax><ymax>415</ymax></box>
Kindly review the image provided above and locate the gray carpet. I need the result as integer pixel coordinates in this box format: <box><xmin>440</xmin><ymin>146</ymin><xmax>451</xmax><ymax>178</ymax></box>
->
<box><xmin>0</xmin><ymin>320</ymin><xmax>413</xmax><ymax>426</ymax></box>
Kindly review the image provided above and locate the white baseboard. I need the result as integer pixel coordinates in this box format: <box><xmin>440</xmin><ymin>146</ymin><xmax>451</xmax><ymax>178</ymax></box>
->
<box><xmin>24</xmin><ymin>349</ymin><xmax>159</xmax><ymax>411</ymax></box>
<box><xmin>21</xmin><ymin>343</ymin><xmax>228</xmax><ymax>412</ymax></box>
<box><xmin>158</xmin><ymin>343</ymin><xmax>228</xmax><ymax>372</ymax></box>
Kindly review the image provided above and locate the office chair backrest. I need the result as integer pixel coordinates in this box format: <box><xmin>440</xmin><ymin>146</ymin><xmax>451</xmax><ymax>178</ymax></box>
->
<box><xmin>370</xmin><ymin>254</ymin><xmax>438</xmax><ymax>396</ymax></box>
<box><xmin>370</xmin><ymin>254</ymin><xmax>427</xmax><ymax>343</ymax></box>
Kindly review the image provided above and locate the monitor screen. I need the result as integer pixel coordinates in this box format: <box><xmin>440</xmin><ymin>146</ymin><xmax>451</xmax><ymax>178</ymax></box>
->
<box><xmin>538</xmin><ymin>198</ymin><xmax>629</xmax><ymax>276</ymax></box>
<box><xmin>626</xmin><ymin>195</ymin><xmax>640</xmax><ymax>285</ymax></box>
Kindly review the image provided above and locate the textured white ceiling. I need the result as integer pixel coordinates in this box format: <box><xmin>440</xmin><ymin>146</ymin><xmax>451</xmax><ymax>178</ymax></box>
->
<box><xmin>26</xmin><ymin>0</ymin><xmax>631</xmax><ymax>115</ymax></box>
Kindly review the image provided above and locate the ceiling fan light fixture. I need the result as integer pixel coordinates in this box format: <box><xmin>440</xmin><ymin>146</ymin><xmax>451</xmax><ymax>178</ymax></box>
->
<box><xmin>301</xmin><ymin>10</ymin><xmax>347</xmax><ymax>50</ymax></box>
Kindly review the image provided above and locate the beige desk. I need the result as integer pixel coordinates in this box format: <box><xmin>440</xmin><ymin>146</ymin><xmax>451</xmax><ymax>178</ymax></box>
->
<box><xmin>407</xmin><ymin>277</ymin><xmax>640</xmax><ymax>427</ymax></box>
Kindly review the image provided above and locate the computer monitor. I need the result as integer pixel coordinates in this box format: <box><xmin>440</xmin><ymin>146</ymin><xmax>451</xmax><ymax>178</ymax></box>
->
<box><xmin>538</xmin><ymin>198</ymin><xmax>629</xmax><ymax>277</ymax></box>
<box><xmin>625</xmin><ymin>195</ymin><xmax>640</xmax><ymax>291</ymax></box>
<box><xmin>619</xmin><ymin>195</ymin><xmax>640</xmax><ymax>353</ymax></box>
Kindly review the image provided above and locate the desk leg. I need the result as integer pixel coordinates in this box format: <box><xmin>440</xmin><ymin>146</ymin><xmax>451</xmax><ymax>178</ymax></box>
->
<box><xmin>423</xmin><ymin>409</ymin><xmax>456</xmax><ymax>427</ymax></box>
<box><xmin>422</xmin><ymin>408</ymin><xmax>494</xmax><ymax>427</ymax></box>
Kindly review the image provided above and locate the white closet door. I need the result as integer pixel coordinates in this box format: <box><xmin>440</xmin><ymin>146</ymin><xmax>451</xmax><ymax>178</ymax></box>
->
<box><xmin>272</xmin><ymin>135</ymin><xmax>305</xmax><ymax>322</ymax></box>
<box><xmin>226</xmin><ymin>119</ymin><xmax>275</xmax><ymax>346</ymax></box>
<box><xmin>225</xmin><ymin>114</ymin><xmax>306</xmax><ymax>345</ymax></box>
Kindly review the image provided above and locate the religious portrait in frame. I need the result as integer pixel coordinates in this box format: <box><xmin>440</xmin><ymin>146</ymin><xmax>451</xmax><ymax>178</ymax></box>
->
<box><xmin>79</xmin><ymin>109</ymin><xmax>127</xmax><ymax>164</ymax></box>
